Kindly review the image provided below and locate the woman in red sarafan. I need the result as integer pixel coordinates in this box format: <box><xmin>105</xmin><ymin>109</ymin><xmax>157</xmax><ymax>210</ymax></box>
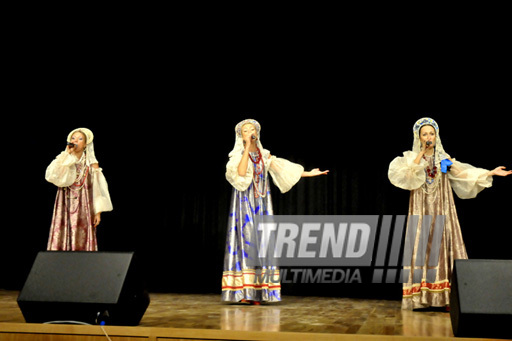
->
<box><xmin>45</xmin><ymin>127</ymin><xmax>113</xmax><ymax>251</ymax></box>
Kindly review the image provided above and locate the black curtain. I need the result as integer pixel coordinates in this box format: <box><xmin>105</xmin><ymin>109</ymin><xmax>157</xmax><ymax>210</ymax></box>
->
<box><xmin>3</xmin><ymin>30</ymin><xmax>512</xmax><ymax>300</ymax></box>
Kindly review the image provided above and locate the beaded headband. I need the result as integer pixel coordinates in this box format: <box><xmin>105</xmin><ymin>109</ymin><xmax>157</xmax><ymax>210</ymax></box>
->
<box><xmin>413</xmin><ymin>117</ymin><xmax>439</xmax><ymax>136</ymax></box>
<box><xmin>235</xmin><ymin>119</ymin><xmax>261</xmax><ymax>137</ymax></box>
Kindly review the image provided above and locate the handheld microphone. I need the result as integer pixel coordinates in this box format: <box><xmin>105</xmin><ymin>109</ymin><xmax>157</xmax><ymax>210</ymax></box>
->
<box><xmin>67</xmin><ymin>142</ymin><xmax>76</xmax><ymax>148</ymax></box>
<box><xmin>426</xmin><ymin>141</ymin><xmax>432</xmax><ymax>147</ymax></box>
<box><xmin>251</xmin><ymin>135</ymin><xmax>257</xmax><ymax>140</ymax></box>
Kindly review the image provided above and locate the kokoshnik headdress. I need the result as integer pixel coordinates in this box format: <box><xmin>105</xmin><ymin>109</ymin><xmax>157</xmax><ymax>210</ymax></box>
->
<box><xmin>229</xmin><ymin>119</ymin><xmax>266</xmax><ymax>158</ymax></box>
<box><xmin>412</xmin><ymin>117</ymin><xmax>452</xmax><ymax>173</ymax></box>
<box><xmin>67</xmin><ymin>127</ymin><xmax>98</xmax><ymax>165</ymax></box>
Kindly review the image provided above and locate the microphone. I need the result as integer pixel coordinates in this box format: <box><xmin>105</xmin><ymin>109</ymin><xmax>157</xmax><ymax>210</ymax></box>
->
<box><xmin>67</xmin><ymin>142</ymin><xmax>76</xmax><ymax>148</ymax></box>
<box><xmin>251</xmin><ymin>135</ymin><xmax>257</xmax><ymax>140</ymax></box>
<box><xmin>426</xmin><ymin>141</ymin><xmax>432</xmax><ymax>147</ymax></box>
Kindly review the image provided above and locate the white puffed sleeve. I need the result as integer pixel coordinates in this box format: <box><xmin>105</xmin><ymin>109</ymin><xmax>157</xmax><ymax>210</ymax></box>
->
<box><xmin>225</xmin><ymin>154</ymin><xmax>254</xmax><ymax>191</ymax></box>
<box><xmin>268</xmin><ymin>156</ymin><xmax>304</xmax><ymax>193</ymax></box>
<box><xmin>91</xmin><ymin>167</ymin><xmax>113</xmax><ymax>214</ymax></box>
<box><xmin>388</xmin><ymin>151</ymin><xmax>427</xmax><ymax>191</ymax></box>
<box><xmin>448</xmin><ymin>160</ymin><xmax>492</xmax><ymax>199</ymax></box>
<box><xmin>45</xmin><ymin>152</ymin><xmax>78</xmax><ymax>187</ymax></box>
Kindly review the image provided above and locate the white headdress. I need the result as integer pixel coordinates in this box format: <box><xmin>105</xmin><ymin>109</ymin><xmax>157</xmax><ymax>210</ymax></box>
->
<box><xmin>228</xmin><ymin>119</ymin><xmax>266</xmax><ymax>158</ymax></box>
<box><xmin>67</xmin><ymin>127</ymin><xmax>98</xmax><ymax>165</ymax></box>
<box><xmin>412</xmin><ymin>117</ymin><xmax>450</xmax><ymax>170</ymax></box>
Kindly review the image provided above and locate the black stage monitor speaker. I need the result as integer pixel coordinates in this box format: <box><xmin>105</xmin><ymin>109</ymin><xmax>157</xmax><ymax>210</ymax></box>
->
<box><xmin>450</xmin><ymin>259</ymin><xmax>512</xmax><ymax>339</ymax></box>
<box><xmin>17</xmin><ymin>251</ymin><xmax>150</xmax><ymax>326</ymax></box>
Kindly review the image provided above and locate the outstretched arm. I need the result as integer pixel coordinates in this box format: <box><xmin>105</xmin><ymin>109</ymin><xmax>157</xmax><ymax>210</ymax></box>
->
<box><xmin>489</xmin><ymin>166</ymin><xmax>512</xmax><ymax>177</ymax></box>
<box><xmin>302</xmin><ymin>168</ymin><xmax>329</xmax><ymax>177</ymax></box>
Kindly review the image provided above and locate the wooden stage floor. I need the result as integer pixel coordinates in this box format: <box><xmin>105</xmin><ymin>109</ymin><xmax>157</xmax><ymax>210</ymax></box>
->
<box><xmin>0</xmin><ymin>290</ymin><xmax>501</xmax><ymax>340</ymax></box>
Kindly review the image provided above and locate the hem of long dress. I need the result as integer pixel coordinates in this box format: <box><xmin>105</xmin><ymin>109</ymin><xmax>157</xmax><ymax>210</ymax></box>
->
<box><xmin>401</xmin><ymin>290</ymin><xmax>451</xmax><ymax>310</ymax></box>
<box><xmin>221</xmin><ymin>289</ymin><xmax>282</xmax><ymax>303</ymax></box>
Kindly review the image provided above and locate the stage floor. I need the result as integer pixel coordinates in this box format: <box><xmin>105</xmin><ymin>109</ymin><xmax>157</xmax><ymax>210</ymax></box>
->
<box><xmin>0</xmin><ymin>289</ymin><xmax>455</xmax><ymax>338</ymax></box>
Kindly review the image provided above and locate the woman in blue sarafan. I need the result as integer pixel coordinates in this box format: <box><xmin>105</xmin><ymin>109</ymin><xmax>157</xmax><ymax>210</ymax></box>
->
<box><xmin>222</xmin><ymin>119</ymin><xmax>328</xmax><ymax>304</ymax></box>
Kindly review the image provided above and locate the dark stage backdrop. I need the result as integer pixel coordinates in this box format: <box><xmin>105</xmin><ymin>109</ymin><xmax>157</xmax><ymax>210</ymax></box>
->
<box><xmin>2</xmin><ymin>40</ymin><xmax>512</xmax><ymax>300</ymax></box>
<box><xmin>3</xmin><ymin>88</ymin><xmax>511</xmax><ymax>300</ymax></box>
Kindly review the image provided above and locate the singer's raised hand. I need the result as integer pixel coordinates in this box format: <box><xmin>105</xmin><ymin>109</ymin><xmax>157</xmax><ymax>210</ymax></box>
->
<box><xmin>421</xmin><ymin>140</ymin><xmax>435</xmax><ymax>154</ymax></box>
<box><xmin>243</xmin><ymin>134</ymin><xmax>254</xmax><ymax>148</ymax></box>
<box><xmin>414</xmin><ymin>138</ymin><xmax>435</xmax><ymax>164</ymax></box>
<box><xmin>66</xmin><ymin>144</ymin><xmax>75</xmax><ymax>154</ymax></box>
<box><xmin>238</xmin><ymin>123</ymin><xmax>259</xmax><ymax>176</ymax></box>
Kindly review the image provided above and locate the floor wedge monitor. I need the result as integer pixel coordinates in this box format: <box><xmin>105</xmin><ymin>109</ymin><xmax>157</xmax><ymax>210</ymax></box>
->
<box><xmin>17</xmin><ymin>251</ymin><xmax>150</xmax><ymax>326</ymax></box>
<box><xmin>450</xmin><ymin>259</ymin><xmax>512</xmax><ymax>339</ymax></box>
